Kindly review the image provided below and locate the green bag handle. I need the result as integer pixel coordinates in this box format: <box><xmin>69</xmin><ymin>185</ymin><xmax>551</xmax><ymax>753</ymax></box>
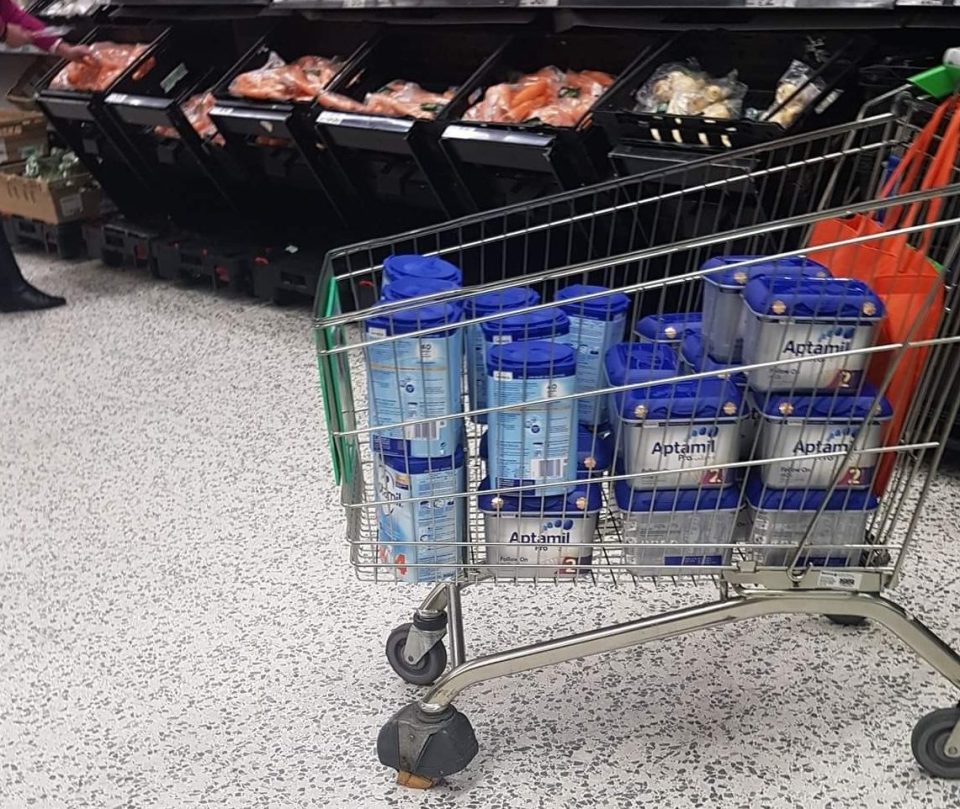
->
<box><xmin>910</xmin><ymin>49</ymin><xmax>960</xmax><ymax>99</ymax></box>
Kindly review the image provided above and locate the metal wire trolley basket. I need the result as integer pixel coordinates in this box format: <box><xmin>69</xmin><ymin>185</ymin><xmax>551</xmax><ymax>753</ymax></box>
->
<box><xmin>314</xmin><ymin>58</ymin><xmax>960</xmax><ymax>787</ymax></box>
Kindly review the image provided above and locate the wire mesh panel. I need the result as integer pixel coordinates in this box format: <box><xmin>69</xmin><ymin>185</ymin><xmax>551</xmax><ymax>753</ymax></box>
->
<box><xmin>315</xmin><ymin>89</ymin><xmax>960</xmax><ymax>593</ymax></box>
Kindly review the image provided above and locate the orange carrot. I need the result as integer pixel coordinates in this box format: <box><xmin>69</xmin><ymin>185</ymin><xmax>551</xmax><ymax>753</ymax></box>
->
<box><xmin>510</xmin><ymin>79</ymin><xmax>550</xmax><ymax>108</ymax></box>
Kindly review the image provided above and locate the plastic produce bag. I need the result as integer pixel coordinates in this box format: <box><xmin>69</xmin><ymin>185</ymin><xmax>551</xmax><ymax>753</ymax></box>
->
<box><xmin>635</xmin><ymin>60</ymin><xmax>746</xmax><ymax>119</ymax></box>
<box><xmin>462</xmin><ymin>66</ymin><xmax>614</xmax><ymax>127</ymax></box>
<box><xmin>762</xmin><ymin>60</ymin><xmax>824</xmax><ymax>128</ymax></box>
<box><xmin>50</xmin><ymin>42</ymin><xmax>150</xmax><ymax>92</ymax></box>
<box><xmin>229</xmin><ymin>52</ymin><xmax>344</xmax><ymax>103</ymax></box>
<box><xmin>363</xmin><ymin>81</ymin><xmax>455</xmax><ymax>120</ymax></box>
<box><xmin>155</xmin><ymin>92</ymin><xmax>224</xmax><ymax>145</ymax></box>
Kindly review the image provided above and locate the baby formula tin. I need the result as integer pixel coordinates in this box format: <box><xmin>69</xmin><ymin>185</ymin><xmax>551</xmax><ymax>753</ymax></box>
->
<box><xmin>744</xmin><ymin>476</ymin><xmax>878</xmax><ymax>568</ymax></box>
<box><xmin>486</xmin><ymin>341</ymin><xmax>578</xmax><ymax>496</ymax></box>
<box><xmin>480</xmin><ymin>423</ymin><xmax>613</xmax><ymax>478</ymax></box>
<box><xmin>375</xmin><ymin>447</ymin><xmax>465</xmax><ymax>583</ymax></box>
<box><xmin>555</xmin><ymin>284</ymin><xmax>631</xmax><ymax>426</ymax></box>
<box><xmin>381</xmin><ymin>276</ymin><xmax>459</xmax><ymax>302</ymax></box>
<box><xmin>757</xmin><ymin>387</ymin><xmax>893</xmax><ymax>489</ymax></box>
<box><xmin>701</xmin><ymin>255</ymin><xmax>830</xmax><ymax>362</ymax></box>
<box><xmin>615</xmin><ymin>373</ymin><xmax>742</xmax><ymax>489</ymax></box>
<box><xmin>382</xmin><ymin>254</ymin><xmax>462</xmax><ymax>294</ymax></box>
<box><xmin>365</xmin><ymin>298</ymin><xmax>463</xmax><ymax>457</ymax></box>
<box><xmin>741</xmin><ymin>277</ymin><xmax>885</xmax><ymax>392</ymax></box>
<box><xmin>479</xmin><ymin>478</ymin><xmax>600</xmax><ymax>578</ymax></box>
<box><xmin>615</xmin><ymin>480</ymin><xmax>740</xmax><ymax>570</ymax></box>
<box><xmin>465</xmin><ymin>286</ymin><xmax>540</xmax><ymax>424</ymax></box>
<box><xmin>634</xmin><ymin>312</ymin><xmax>703</xmax><ymax>344</ymax></box>
<box><xmin>603</xmin><ymin>341</ymin><xmax>678</xmax><ymax>435</ymax></box>
<box><xmin>481</xmin><ymin>307</ymin><xmax>570</xmax><ymax>347</ymax></box>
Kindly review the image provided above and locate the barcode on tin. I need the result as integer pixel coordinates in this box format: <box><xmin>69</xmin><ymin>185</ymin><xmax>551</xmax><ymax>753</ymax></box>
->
<box><xmin>406</xmin><ymin>420</ymin><xmax>443</xmax><ymax>440</ymax></box>
<box><xmin>531</xmin><ymin>458</ymin><xmax>565</xmax><ymax>479</ymax></box>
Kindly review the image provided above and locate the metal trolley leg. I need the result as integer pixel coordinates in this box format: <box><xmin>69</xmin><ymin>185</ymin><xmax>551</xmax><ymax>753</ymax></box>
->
<box><xmin>378</xmin><ymin>591</ymin><xmax>960</xmax><ymax>785</ymax></box>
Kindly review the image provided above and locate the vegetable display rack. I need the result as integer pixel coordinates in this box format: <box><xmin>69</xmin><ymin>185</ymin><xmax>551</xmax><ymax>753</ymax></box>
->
<box><xmin>315</xmin><ymin>66</ymin><xmax>960</xmax><ymax>786</ymax></box>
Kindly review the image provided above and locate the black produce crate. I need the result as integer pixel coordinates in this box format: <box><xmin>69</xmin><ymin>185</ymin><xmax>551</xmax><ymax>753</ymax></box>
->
<box><xmin>84</xmin><ymin>217</ymin><xmax>163</xmax><ymax>271</ymax></box>
<box><xmin>315</xmin><ymin>26</ymin><xmax>511</xmax><ymax>218</ymax></box>
<box><xmin>251</xmin><ymin>245</ymin><xmax>323</xmax><ymax>306</ymax></box>
<box><xmin>209</xmin><ymin>18</ymin><xmax>376</xmax><ymax>230</ymax></box>
<box><xmin>593</xmin><ymin>30</ymin><xmax>871</xmax><ymax>152</ymax></box>
<box><xmin>36</xmin><ymin>25</ymin><xmax>171</xmax><ymax>220</ymax></box>
<box><xmin>4</xmin><ymin>215</ymin><xmax>85</xmax><ymax>260</ymax></box>
<box><xmin>103</xmin><ymin>23</ymin><xmax>260</xmax><ymax>227</ymax></box>
<box><xmin>155</xmin><ymin>236</ymin><xmax>252</xmax><ymax>293</ymax></box>
<box><xmin>439</xmin><ymin>28</ymin><xmax>662</xmax><ymax>211</ymax></box>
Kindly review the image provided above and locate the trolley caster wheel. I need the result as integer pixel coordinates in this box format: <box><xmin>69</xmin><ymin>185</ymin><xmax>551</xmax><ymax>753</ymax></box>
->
<box><xmin>826</xmin><ymin>614</ymin><xmax>868</xmax><ymax>627</ymax></box>
<box><xmin>386</xmin><ymin>622</ymin><xmax>448</xmax><ymax>686</ymax></box>
<box><xmin>377</xmin><ymin>701</ymin><xmax>479</xmax><ymax>786</ymax></box>
<box><xmin>912</xmin><ymin>707</ymin><xmax>960</xmax><ymax>778</ymax></box>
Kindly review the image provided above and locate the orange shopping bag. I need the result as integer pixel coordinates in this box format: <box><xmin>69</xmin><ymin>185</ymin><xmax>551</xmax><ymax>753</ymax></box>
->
<box><xmin>806</xmin><ymin>97</ymin><xmax>958</xmax><ymax>495</ymax></box>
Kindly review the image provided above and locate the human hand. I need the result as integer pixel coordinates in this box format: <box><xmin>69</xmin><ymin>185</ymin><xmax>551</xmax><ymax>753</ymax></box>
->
<box><xmin>4</xmin><ymin>24</ymin><xmax>35</xmax><ymax>49</ymax></box>
<box><xmin>55</xmin><ymin>43</ymin><xmax>97</xmax><ymax>63</ymax></box>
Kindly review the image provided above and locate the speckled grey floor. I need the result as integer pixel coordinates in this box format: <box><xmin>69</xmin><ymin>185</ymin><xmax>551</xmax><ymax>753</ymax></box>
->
<box><xmin>3</xmin><ymin>253</ymin><xmax>960</xmax><ymax>808</ymax></box>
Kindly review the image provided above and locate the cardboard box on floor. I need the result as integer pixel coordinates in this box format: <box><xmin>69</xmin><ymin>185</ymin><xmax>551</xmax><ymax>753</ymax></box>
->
<box><xmin>0</xmin><ymin>110</ymin><xmax>49</xmax><ymax>164</ymax></box>
<box><xmin>0</xmin><ymin>162</ymin><xmax>100</xmax><ymax>224</ymax></box>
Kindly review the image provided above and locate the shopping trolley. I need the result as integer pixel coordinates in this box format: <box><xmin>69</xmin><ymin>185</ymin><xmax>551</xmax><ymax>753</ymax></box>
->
<box><xmin>314</xmin><ymin>55</ymin><xmax>960</xmax><ymax>787</ymax></box>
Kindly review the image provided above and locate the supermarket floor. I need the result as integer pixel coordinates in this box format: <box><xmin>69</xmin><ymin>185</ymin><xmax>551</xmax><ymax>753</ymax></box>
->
<box><xmin>3</xmin><ymin>253</ymin><xmax>960</xmax><ymax>809</ymax></box>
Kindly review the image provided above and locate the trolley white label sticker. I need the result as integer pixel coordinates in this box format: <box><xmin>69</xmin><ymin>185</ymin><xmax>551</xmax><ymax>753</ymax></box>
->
<box><xmin>492</xmin><ymin>370</ymin><xmax>513</xmax><ymax>380</ymax></box>
<box><xmin>161</xmin><ymin>63</ymin><xmax>189</xmax><ymax>95</ymax></box>
<box><xmin>818</xmin><ymin>570</ymin><xmax>863</xmax><ymax>591</ymax></box>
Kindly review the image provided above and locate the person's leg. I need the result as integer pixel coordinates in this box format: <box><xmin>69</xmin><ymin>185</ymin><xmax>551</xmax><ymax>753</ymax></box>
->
<box><xmin>0</xmin><ymin>226</ymin><xmax>65</xmax><ymax>313</ymax></box>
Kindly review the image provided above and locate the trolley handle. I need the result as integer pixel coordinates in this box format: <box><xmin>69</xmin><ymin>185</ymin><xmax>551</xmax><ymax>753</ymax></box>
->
<box><xmin>909</xmin><ymin>48</ymin><xmax>960</xmax><ymax>100</ymax></box>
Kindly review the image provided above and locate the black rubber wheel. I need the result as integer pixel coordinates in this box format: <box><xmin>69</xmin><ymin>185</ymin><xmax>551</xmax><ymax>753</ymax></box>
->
<box><xmin>826</xmin><ymin>614</ymin><xmax>868</xmax><ymax>627</ymax></box>
<box><xmin>913</xmin><ymin>707</ymin><xmax>960</xmax><ymax>778</ymax></box>
<box><xmin>386</xmin><ymin>623</ymin><xmax>447</xmax><ymax>686</ymax></box>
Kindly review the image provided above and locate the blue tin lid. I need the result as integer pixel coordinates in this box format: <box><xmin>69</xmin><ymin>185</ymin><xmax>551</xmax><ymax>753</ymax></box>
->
<box><xmin>465</xmin><ymin>286</ymin><xmax>540</xmax><ymax>317</ymax></box>
<box><xmin>486</xmin><ymin>340</ymin><xmax>576</xmax><ymax>379</ymax></box>
<box><xmin>381</xmin><ymin>277</ymin><xmax>460</xmax><ymax>302</ymax></box>
<box><xmin>481</xmin><ymin>307</ymin><xmax>570</xmax><ymax>342</ymax></box>
<box><xmin>760</xmin><ymin>385</ymin><xmax>894</xmax><ymax>421</ymax></box>
<box><xmin>604</xmin><ymin>341</ymin><xmax>678</xmax><ymax>386</ymax></box>
<box><xmin>383</xmin><ymin>254</ymin><xmax>463</xmax><ymax>286</ymax></box>
<box><xmin>365</xmin><ymin>298</ymin><xmax>463</xmax><ymax>336</ymax></box>
<box><xmin>745</xmin><ymin>475</ymin><xmax>879</xmax><ymax>512</ymax></box>
<box><xmin>480</xmin><ymin>424</ymin><xmax>613</xmax><ymax>473</ymax></box>
<box><xmin>680</xmin><ymin>333</ymin><xmax>748</xmax><ymax>387</ymax></box>
<box><xmin>378</xmin><ymin>445</ymin><xmax>464</xmax><ymax>475</ymax></box>
<box><xmin>616</xmin><ymin>372</ymin><xmax>742</xmax><ymax>421</ymax></box>
<box><xmin>615</xmin><ymin>480</ymin><xmax>742</xmax><ymax>513</ymax></box>
<box><xmin>477</xmin><ymin>477</ymin><xmax>602</xmax><ymax>514</ymax></box>
<box><xmin>702</xmin><ymin>255</ymin><xmax>830</xmax><ymax>289</ymax></box>
<box><xmin>555</xmin><ymin>284</ymin><xmax>631</xmax><ymax>321</ymax></box>
<box><xmin>743</xmin><ymin>277</ymin><xmax>885</xmax><ymax>320</ymax></box>
<box><xmin>634</xmin><ymin>312</ymin><xmax>703</xmax><ymax>342</ymax></box>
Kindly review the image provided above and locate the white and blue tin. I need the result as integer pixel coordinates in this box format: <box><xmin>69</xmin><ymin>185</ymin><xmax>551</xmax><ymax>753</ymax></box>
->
<box><xmin>464</xmin><ymin>286</ymin><xmax>540</xmax><ymax>424</ymax></box>
<box><xmin>381</xmin><ymin>253</ymin><xmax>462</xmax><ymax>295</ymax></box>
<box><xmin>633</xmin><ymin>312</ymin><xmax>703</xmax><ymax>344</ymax></box>
<box><xmin>757</xmin><ymin>387</ymin><xmax>894</xmax><ymax>489</ymax></box>
<box><xmin>603</xmin><ymin>341</ymin><xmax>678</xmax><ymax>435</ymax></box>
<box><xmin>480</xmin><ymin>423</ymin><xmax>613</xmax><ymax>479</ymax></box>
<box><xmin>615</xmin><ymin>481</ymin><xmax>740</xmax><ymax>571</ymax></box>
<box><xmin>744</xmin><ymin>476</ymin><xmax>878</xmax><ymax>568</ymax></box>
<box><xmin>741</xmin><ymin>277</ymin><xmax>885</xmax><ymax>392</ymax></box>
<box><xmin>614</xmin><ymin>372</ymin><xmax>742</xmax><ymax>489</ymax></box>
<box><xmin>479</xmin><ymin>478</ymin><xmax>601</xmax><ymax>578</ymax></box>
<box><xmin>365</xmin><ymin>298</ymin><xmax>463</xmax><ymax>457</ymax></box>
<box><xmin>486</xmin><ymin>340</ymin><xmax>578</xmax><ymax>496</ymax></box>
<box><xmin>375</xmin><ymin>447</ymin><xmax>465</xmax><ymax>583</ymax></box>
<box><xmin>555</xmin><ymin>284</ymin><xmax>631</xmax><ymax>426</ymax></box>
<box><xmin>701</xmin><ymin>255</ymin><xmax>830</xmax><ymax>362</ymax></box>
<box><xmin>380</xmin><ymin>276</ymin><xmax>460</xmax><ymax>303</ymax></box>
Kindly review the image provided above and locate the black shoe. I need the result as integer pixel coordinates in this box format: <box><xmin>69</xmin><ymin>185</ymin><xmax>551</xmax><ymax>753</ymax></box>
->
<box><xmin>0</xmin><ymin>281</ymin><xmax>66</xmax><ymax>313</ymax></box>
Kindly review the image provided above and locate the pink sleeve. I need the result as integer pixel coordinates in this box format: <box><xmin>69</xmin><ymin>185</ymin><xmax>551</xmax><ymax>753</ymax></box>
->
<box><xmin>0</xmin><ymin>0</ymin><xmax>59</xmax><ymax>53</ymax></box>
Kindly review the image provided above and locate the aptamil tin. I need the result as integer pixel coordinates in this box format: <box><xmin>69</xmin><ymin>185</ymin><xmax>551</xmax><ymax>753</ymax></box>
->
<box><xmin>382</xmin><ymin>254</ymin><xmax>463</xmax><ymax>294</ymax></box>
<box><xmin>465</xmin><ymin>286</ymin><xmax>540</xmax><ymax>424</ymax></box>
<box><xmin>615</xmin><ymin>373</ymin><xmax>742</xmax><ymax>489</ymax></box>
<box><xmin>481</xmin><ymin>307</ymin><xmax>570</xmax><ymax>347</ymax></box>
<box><xmin>480</xmin><ymin>423</ymin><xmax>613</xmax><ymax>478</ymax></box>
<box><xmin>701</xmin><ymin>255</ymin><xmax>830</xmax><ymax>362</ymax></box>
<box><xmin>555</xmin><ymin>284</ymin><xmax>631</xmax><ymax>426</ymax></box>
<box><xmin>634</xmin><ymin>312</ymin><xmax>703</xmax><ymax>344</ymax></box>
<box><xmin>757</xmin><ymin>387</ymin><xmax>894</xmax><ymax>489</ymax></box>
<box><xmin>744</xmin><ymin>476</ymin><xmax>878</xmax><ymax>568</ymax></box>
<box><xmin>381</xmin><ymin>276</ymin><xmax>459</xmax><ymax>302</ymax></box>
<box><xmin>479</xmin><ymin>478</ymin><xmax>600</xmax><ymax>578</ymax></box>
<box><xmin>486</xmin><ymin>341</ymin><xmax>578</xmax><ymax>496</ymax></box>
<box><xmin>375</xmin><ymin>447</ymin><xmax>465</xmax><ymax>583</ymax></box>
<box><xmin>615</xmin><ymin>480</ymin><xmax>740</xmax><ymax>570</ymax></box>
<box><xmin>603</xmin><ymin>341</ymin><xmax>678</xmax><ymax>434</ymax></box>
<box><xmin>365</xmin><ymin>298</ymin><xmax>463</xmax><ymax>457</ymax></box>
<box><xmin>741</xmin><ymin>277</ymin><xmax>885</xmax><ymax>392</ymax></box>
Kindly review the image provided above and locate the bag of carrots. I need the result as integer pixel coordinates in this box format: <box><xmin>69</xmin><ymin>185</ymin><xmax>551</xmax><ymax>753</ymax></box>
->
<box><xmin>463</xmin><ymin>66</ymin><xmax>614</xmax><ymax>127</ymax></box>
